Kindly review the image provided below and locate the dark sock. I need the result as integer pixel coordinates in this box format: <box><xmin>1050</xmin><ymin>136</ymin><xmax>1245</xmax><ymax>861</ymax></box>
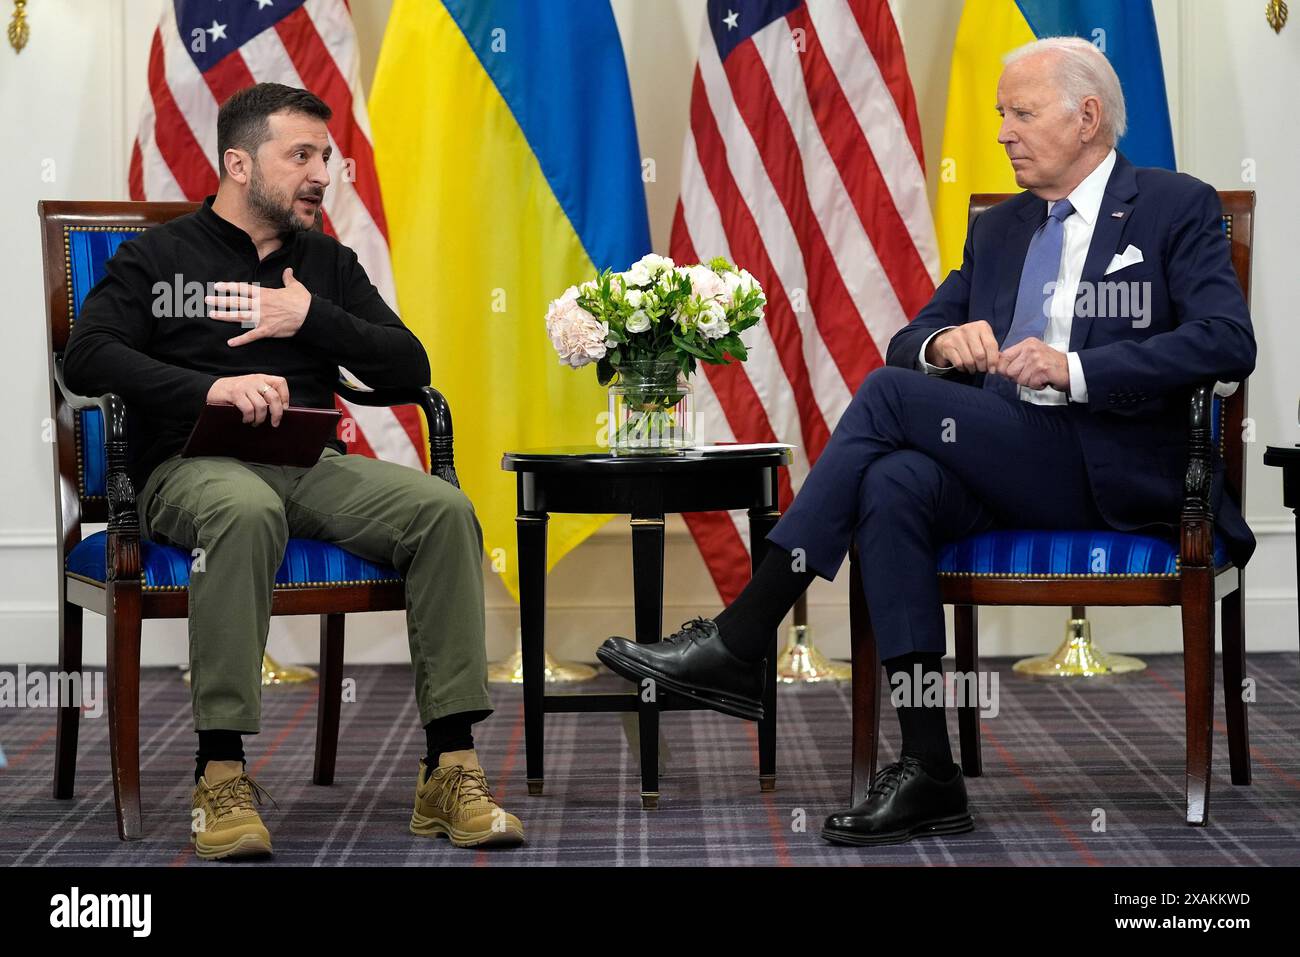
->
<box><xmin>884</xmin><ymin>651</ymin><xmax>954</xmax><ymax>777</ymax></box>
<box><xmin>713</xmin><ymin>546</ymin><xmax>817</xmax><ymax>662</ymax></box>
<box><xmin>423</xmin><ymin>712</ymin><xmax>477</xmax><ymax>777</ymax></box>
<box><xmin>195</xmin><ymin>730</ymin><xmax>244</xmax><ymax>784</ymax></box>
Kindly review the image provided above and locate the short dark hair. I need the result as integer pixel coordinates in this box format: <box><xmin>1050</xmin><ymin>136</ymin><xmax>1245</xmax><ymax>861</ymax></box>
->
<box><xmin>216</xmin><ymin>83</ymin><xmax>332</xmax><ymax>177</ymax></box>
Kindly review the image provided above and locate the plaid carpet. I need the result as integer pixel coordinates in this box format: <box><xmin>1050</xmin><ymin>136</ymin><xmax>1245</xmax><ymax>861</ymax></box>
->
<box><xmin>1</xmin><ymin>654</ymin><xmax>1297</xmax><ymax>866</ymax></box>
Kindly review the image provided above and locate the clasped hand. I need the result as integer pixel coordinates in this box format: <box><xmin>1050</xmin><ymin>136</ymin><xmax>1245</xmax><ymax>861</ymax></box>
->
<box><xmin>927</xmin><ymin>321</ymin><xmax>1069</xmax><ymax>392</ymax></box>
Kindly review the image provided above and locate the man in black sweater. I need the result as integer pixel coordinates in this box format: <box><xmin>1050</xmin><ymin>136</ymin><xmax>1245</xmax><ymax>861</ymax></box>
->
<box><xmin>63</xmin><ymin>84</ymin><xmax>523</xmax><ymax>858</ymax></box>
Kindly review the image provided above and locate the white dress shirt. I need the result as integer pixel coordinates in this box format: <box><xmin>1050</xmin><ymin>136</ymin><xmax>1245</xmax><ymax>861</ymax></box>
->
<box><xmin>917</xmin><ymin>148</ymin><xmax>1118</xmax><ymax>404</ymax></box>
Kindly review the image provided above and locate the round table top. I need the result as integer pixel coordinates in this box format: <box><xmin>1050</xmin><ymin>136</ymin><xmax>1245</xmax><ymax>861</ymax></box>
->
<box><xmin>502</xmin><ymin>444</ymin><xmax>794</xmax><ymax>474</ymax></box>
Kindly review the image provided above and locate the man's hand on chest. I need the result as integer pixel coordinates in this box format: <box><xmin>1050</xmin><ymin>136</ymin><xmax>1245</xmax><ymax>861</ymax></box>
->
<box><xmin>204</xmin><ymin>266</ymin><xmax>314</xmax><ymax>347</ymax></box>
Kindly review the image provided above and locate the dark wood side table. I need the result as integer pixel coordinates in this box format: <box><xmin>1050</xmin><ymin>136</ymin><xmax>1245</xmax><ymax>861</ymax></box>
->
<box><xmin>1262</xmin><ymin>444</ymin><xmax>1300</xmax><ymax>651</ymax></box>
<box><xmin>502</xmin><ymin>445</ymin><xmax>793</xmax><ymax>808</ymax></box>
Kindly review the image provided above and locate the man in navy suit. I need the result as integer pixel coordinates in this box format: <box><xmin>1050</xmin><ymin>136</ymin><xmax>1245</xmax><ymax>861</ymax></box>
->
<box><xmin>598</xmin><ymin>37</ymin><xmax>1255</xmax><ymax>844</ymax></box>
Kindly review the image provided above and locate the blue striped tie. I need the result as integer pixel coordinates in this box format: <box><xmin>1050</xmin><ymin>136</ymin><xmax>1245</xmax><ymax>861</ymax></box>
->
<box><xmin>985</xmin><ymin>198</ymin><xmax>1074</xmax><ymax>400</ymax></box>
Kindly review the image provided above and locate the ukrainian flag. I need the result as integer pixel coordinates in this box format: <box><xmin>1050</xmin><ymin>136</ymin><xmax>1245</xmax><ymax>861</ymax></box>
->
<box><xmin>934</xmin><ymin>0</ymin><xmax>1176</xmax><ymax>274</ymax></box>
<box><xmin>370</xmin><ymin>0</ymin><xmax>651</xmax><ymax>599</ymax></box>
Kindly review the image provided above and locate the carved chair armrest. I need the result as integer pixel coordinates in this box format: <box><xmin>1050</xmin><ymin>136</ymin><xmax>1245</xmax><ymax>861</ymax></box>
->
<box><xmin>53</xmin><ymin>354</ymin><xmax>141</xmax><ymax>582</ymax></box>
<box><xmin>335</xmin><ymin>378</ymin><xmax>460</xmax><ymax>488</ymax></box>
<box><xmin>1179</xmin><ymin>383</ymin><xmax>1217</xmax><ymax>567</ymax></box>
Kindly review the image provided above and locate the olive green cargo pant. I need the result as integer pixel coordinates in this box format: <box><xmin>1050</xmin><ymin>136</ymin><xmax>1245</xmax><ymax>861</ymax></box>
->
<box><xmin>135</xmin><ymin>446</ymin><xmax>491</xmax><ymax>733</ymax></box>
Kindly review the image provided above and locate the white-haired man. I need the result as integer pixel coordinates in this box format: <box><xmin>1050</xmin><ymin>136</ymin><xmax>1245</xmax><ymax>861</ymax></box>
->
<box><xmin>598</xmin><ymin>37</ymin><xmax>1255</xmax><ymax>845</ymax></box>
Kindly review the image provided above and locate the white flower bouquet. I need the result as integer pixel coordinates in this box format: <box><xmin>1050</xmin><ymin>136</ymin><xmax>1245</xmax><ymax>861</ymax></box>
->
<box><xmin>545</xmin><ymin>253</ymin><xmax>766</xmax><ymax>383</ymax></box>
<box><xmin>545</xmin><ymin>254</ymin><xmax>766</xmax><ymax>450</ymax></box>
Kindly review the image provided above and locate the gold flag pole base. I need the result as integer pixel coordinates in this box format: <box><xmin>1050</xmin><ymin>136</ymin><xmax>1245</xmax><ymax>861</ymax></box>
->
<box><xmin>183</xmin><ymin>653</ymin><xmax>317</xmax><ymax>687</ymax></box>
<box><xmin>488</xmin><ymin>632</ymin><xmax>597</xmax><ymax>684</ymax></box>
<box><xmin>259</xmin><ymin>653</ymin><xmax>318</xmax><ymax>685</ymax></box>
<box><xmin>1012</xmin><ymin>616</ymin><xmax>1146</xmax><ymax>677</ymax></box>
<box><xmin>777</xmin><ymin>623</ymin><xmax>851</xmax><ymax>683</ymax></box>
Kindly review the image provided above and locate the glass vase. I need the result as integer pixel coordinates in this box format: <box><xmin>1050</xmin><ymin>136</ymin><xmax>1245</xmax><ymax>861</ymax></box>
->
<box><xmin>607</xmin><ymin>360</ymin><xmax>694</xmax><ymax>454</ymax></box>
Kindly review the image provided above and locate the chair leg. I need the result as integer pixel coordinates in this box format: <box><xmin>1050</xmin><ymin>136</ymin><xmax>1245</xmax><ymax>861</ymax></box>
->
<box><xmin>1220</xmin><ymin>572</ymin><xmax>1250</xmax><ymax>785</ymax></box>
<box><xmin>954</xmin><ymin>604</ymin><xmax>983</xmax><ymax>777</ymax></box>
<box><xmin>313</xmin><ymin>613</ymin><xmax>345</xmax><ymax>786</ymax></box>
<box><xmin>53</xmin><ymin>592</ymin><xmax>83</xmax><ymax>800</ymax></box>
<box><xmin>848</xmin><ymin>550</ymin><xmax>880</xmax><ymax>807</ymax></box>
<box><xmin>1181</xmin><ymin>567</ymin><xmax>1216</xmax><ymax>826</ymax></box>
<box><xmin>105</xmin><ymin>581</ymin><xmax>143</xmax><ymax>841</ymax></box>
<box><xmin>1216</xmin><ymin>566</ymin><xmax>1248</xmax><ymax>785</ymax></box>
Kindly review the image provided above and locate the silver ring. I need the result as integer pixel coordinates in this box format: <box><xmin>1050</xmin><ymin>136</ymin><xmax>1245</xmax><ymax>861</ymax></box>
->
<box><xmin>259</xmin><ymin>385</ymin><xmax>271</xmax><ymax>394</ymax></box>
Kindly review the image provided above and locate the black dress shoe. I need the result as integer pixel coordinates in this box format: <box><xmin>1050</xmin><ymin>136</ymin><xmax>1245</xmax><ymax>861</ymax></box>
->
<box><xmin>596</xmin><ymin>618</ymin><xmax>765</xmax><ymax>720</ymax></box>
<box><xmin>820</xmin><ymin>755</ymin><xmax>974</xmax><ymax>846</ymax></box>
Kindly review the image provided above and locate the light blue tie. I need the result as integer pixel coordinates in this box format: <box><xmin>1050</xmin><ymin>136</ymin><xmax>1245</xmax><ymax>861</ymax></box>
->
<box><xmin>985</xmin><ymin>198</ymin><xmax>1074</xmax><ymax>399</ymax></box>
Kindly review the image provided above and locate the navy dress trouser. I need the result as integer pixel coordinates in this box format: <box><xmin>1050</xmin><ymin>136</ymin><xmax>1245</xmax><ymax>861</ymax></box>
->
<box><xmin>766</xmin><ymin>366</ymin><xmax>1107</xmax><ymax>661</ymax></box>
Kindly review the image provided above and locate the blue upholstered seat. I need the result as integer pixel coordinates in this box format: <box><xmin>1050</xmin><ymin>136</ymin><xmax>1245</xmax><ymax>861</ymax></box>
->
<box><xmin>935</xmin><ymin>365</ymin><xmax>1229</xmax><ymax>577</ymax></box>
<box><xmin>937</xmin><ymin>528</ymin><xmax>1228</xmax><ymax>578</ymax></box>
<box><xmin>67</xmin><ymin>531</ymin><xmax>401</xmax><ymax>591</ymax></box>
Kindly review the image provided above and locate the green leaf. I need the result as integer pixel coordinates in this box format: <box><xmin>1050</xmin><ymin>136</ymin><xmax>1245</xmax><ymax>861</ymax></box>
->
<box><xmin>671</xmin><ymin>332</ymin><xmax>710</xmax><ymax>359</ymax></box>
<box><xmin>597</xmin><ymin>357</ymin><xmax>615</xmax><ymax>386</ymax></box>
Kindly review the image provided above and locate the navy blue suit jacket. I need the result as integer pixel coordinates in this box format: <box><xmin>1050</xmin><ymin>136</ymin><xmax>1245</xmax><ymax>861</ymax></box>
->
<box><xmin>886</xmin><ymin>152</ymin><xmax>1258</xmax><ymax>566</ymax></box>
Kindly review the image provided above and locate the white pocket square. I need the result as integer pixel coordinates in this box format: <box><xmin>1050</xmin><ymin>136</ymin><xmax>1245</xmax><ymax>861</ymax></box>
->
<box><xmin>1104</xmin><ymin>244</ymin><xmax>1144</xmax><ymax>275</ymax></box>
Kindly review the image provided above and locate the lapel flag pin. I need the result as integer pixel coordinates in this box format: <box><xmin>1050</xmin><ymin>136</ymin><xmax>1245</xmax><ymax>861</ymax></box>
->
<box><xmin>1111</xmin><ymin>211</ymin><xmax>1125</xmax><ymax>218</ymax></box>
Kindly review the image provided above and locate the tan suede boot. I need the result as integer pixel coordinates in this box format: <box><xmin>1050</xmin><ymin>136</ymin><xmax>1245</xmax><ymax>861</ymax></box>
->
<box><xmin>410</xmin><ymin>749</ymin><xmax>524</xmax><ymax>848</ymax></box>
<box><xmin>191</xmin><ymin>760</ymin><xmax>274</xmax><ymax>860</ymax></box>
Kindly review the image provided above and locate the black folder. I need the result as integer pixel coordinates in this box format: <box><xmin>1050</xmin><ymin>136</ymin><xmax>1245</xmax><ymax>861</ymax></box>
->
<box><xmin>181</xmin><ymin>402</ymin><xmax>342</xmax><ymax>467</ymax></box>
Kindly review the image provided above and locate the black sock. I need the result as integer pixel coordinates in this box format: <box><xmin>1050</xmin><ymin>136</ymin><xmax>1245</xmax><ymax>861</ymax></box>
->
<box><xmin>713</xmin><ymin>546</ymin><xmax>817</xmax><ymax>662</ymax></box>
<box><xmin>195</xmin><ymin>730</ymin><xmax>244</xmax><ymax>784</ymax></box>
<box><xmin>884</xmin><ymin>651</ymin><xmax>954</xmax><ymax>777</ymax></box>
<box><xmin>423</xmin><ymin>712</ymin><xmax>479</xmax><ymax>776</ymax></box>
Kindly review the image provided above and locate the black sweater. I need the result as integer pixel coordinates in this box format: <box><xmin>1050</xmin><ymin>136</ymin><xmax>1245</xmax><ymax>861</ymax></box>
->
<box><xmin>62</xmin><ymin>197</ymin><xmax>431</xmax><ymax>494</ymax></box>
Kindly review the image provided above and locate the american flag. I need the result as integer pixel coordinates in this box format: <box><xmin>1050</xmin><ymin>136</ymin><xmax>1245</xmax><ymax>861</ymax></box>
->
<box><xmin>672</xmin><ymin>0</ymin><xmax>939</xmax><ymax>603</ymax></box>
<box><xmin>129</xmin><ymin>0</ymin><xmax>425</xmax><ymax>469</ymax></box>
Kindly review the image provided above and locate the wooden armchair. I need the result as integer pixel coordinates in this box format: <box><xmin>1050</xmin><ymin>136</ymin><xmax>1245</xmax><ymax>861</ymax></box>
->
<box><xmin>848</xmin><ymin>190</ymin><xmax>1255</xmax><ymax>826</ymax></box>
<box><xmin>39</xmin><ymin>200</ymin><xmax>458</xmax><ymax>840</ymax></box>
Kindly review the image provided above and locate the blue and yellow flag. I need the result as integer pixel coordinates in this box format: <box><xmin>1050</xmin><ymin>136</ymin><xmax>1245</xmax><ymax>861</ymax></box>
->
<box><xmin>370</xmin><ymin>0</ymin><xmax>651</xmax><ymax>599</ymax></box>
<box><xmin>934</xmin><ymin>0</ymin><xmax>1176</xmax><ymax>274</ymax></box>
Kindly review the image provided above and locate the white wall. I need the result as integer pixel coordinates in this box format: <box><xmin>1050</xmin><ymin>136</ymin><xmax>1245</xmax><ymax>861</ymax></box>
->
<box><xmin>1</xmin><ymin>0</ymin><xmax>1295</xmax><ymax>669</ymax></box>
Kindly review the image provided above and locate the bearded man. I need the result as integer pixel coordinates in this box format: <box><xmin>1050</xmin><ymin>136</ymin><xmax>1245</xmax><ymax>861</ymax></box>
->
<box><xmin>64</xmin><ymin>83</ymin><xmax>523</xmax><ymax>859</ymax></box>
